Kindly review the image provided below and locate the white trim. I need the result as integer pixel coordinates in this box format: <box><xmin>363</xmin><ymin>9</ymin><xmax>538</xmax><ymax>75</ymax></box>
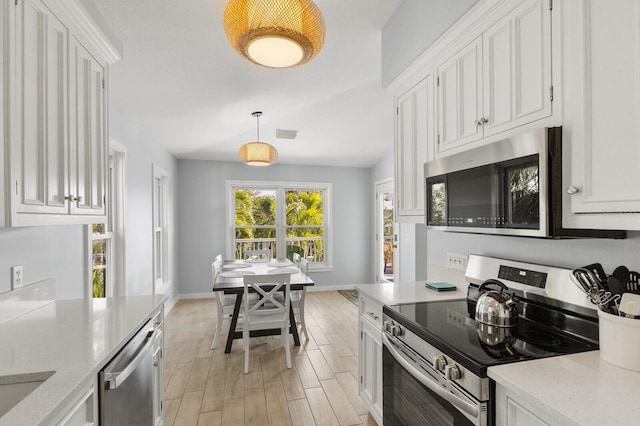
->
<box><xmin>109</xmin><ymin>139</ymin><xmax>127</xmax><ymax>296</ymax></box>
<box><xmin>374</xmin><ymin>178</ymin><xmax>394</xmax><ymax>283</ymax></box>
<box><xmin>226</xmin><ymin>180</ymin><xmax>333</xmax><ymax>271</ymax></box>
<box><xmin>152</xmin><ymin>164</ymin><xmax>169</xmax><ymax>294</ymax></box>
<box><xmin>162</xmin><ymin>295</ymin><xmax>179</xmax><ymax>315</ymax></box>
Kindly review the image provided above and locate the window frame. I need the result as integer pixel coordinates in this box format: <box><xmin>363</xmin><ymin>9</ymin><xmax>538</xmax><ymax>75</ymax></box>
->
<box><xmin>152</xmin><ymin>163</ymin><xmax>170</xmax><ymax>294</ymax></box>
<box><xmin>87</xmin><ymin>139</ymin><xmax>126</xmax><ymax>298</ymax></box>
<box><xmin>226</xmin><ymin>180</ymin><xmax>333</xmax><ymax>272</ymax></box>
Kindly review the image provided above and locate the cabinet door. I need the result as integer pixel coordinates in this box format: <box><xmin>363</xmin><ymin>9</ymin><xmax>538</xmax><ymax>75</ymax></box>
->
<box><xmin>395</xmin><ymin>75</ymin><xmax>433</xmax><ymax>222</ymax></box>
<box><xmin>13</xmin><ymin>0</ymin><xmax>68</xmax><ymax>215</ymax></box>
<box><xmin>565</xmin><ymin>0</ymin><xmax>640</xmax><ymax>220</ymax></box>
<box><xmin>436</xmin><ymin>36</ymin><xmax>483</xmax><ymax>154</ymax></box>
<box><xmin>69</xmin><ymin>37</ymin><xmax>107</xmax><ymax>216</ymax></box>
<box><xmin>360</xmin><ymin>316</ymin><xmax>382</xmax><ymax>424</ymax></box>
<box><xmin>483</xmin><ymin>0</ymin><xmax>552</xmax><ymax>137</ymax></box>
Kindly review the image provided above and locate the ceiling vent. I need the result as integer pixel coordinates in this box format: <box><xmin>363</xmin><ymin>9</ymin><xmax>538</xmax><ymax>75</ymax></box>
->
<box><xmin>275</xmin><ymin>129</ymin><xmax>298</xmax><ymax>140</ymax></box>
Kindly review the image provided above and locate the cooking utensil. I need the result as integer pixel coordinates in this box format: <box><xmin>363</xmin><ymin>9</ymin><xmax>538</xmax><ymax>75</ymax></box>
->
<box><xmin>583</xmin><ymin>263</ymin><xmax>608</xmax><ymax>287</ymax></box>
<box><xmin>620</xmin><ymin>293</ymin><xmax>640</xmax><ymax>318</ymax></box>
<box><xmin>628</xmin><ymin>271</ymin><xmax>640</xmax><ymax>293</ymax></box>
<box><xmin>571</xmin><ymin>268</ymin><xmax>618</xmax><ymax>314</ymax></box>
<box><xmin>475</xmin><ymin>279</ymin><xmax>519</xmax><ymax>327</ymax></box>
<box><xmin>612</xmin><ymin>265</ymin><xmax>630</xmax><ymax>287</ymax></box>
<box><xmin>607</xmin><ymin>276</ymin><xmax>626</xmax><ymax>296</ymax></box>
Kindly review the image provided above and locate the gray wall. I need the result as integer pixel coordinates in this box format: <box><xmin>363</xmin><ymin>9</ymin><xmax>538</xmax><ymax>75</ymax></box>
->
<box><xmin>382</xmin><ymin>0</ymin><xmax>477</xmax><ymax>87</ymax></box>
<box><xmin>177</xmin><ymin>160</ymin><xmax>372</xmax><ymax>295</ymax></box>
<box><xmin>0</xmin><ymin>226</ymin><xmax>86</xmax><ymax>298</ymax></box>
<box><xmin>109</xmin><ymin>107</ymin><xmax>179</xmax><ymax>299</ymax></box>
<box><xmin>0</xmin><ymin>107</ymin><xmax>179</xmax><ymax>300</ymax></box>
<box><xmin>419</xmin><ymin>229</ymin><xmax>640</xmax><ymax>279</ymax></box>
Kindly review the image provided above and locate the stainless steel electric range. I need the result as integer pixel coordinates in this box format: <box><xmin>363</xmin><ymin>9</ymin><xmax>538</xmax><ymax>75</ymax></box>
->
<box><xmin>382</xmin><ymin>255</ymin><xmax>599</xmax><ymax>426</ymax></box>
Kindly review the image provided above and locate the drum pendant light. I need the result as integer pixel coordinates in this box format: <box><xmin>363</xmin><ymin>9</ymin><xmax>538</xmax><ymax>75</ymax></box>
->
<box><xmin>239</xmin><ymin>112</ymin><xmax>278</xmax><ymax>166</ymax></box>
<box><xmin>224</xmin><ymin>0</ymin><xmax>325</xmax><ymax>68</ymax></box>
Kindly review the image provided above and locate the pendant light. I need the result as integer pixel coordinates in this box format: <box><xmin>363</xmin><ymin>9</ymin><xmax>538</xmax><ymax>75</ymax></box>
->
<box><xmin>224</xmin><ymin>0</ymin><xmax>325</xmax><ymax>68</ymax></box>
<box><xmin>239</xmin><ymin>112</ymin><xmax>278</xmax><ymax>166</ymax></box>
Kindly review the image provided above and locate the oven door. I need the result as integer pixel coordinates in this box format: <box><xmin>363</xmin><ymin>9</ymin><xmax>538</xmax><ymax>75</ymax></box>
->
<box><xmin>382</xmin><ymin>333</ymin><xmax>487</xmax><ymax>426</ymax></box>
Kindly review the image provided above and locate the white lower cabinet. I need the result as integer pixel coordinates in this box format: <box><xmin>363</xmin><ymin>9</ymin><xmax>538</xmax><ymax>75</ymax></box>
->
<box><xmin>52</xmin><ymin>378</ymin><xmax>98</xmax><ymax>425</ymax></box>
<box><xmin>152</xmin><ymin>310</ymin><xmax>164</xmax><ymax>426</ymax></box>
<box><xmin>359</xmin><ymin>294</ymin><xmax>383</xmax><ymax>424</ymax></box>
<box><xmin>495</xmin><ymin>383</ymin><xmax>554</xmax><ymax>426</ymax></box>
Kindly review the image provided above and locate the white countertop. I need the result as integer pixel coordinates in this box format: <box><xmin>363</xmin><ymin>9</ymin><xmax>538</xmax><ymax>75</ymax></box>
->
<box><xmin>0</xmin><ymin>294</ymin><xmax>167</xmax><ymax>425</ymax></box>
<box><xmin>489</xmin><ymin>351</ymin><xmax>640</xmax><ymax>425</ymax></box>
<box><xmin>355</xmin><ymin>264</ymin><xmax>469</xmax><ymax>305</ymax></box>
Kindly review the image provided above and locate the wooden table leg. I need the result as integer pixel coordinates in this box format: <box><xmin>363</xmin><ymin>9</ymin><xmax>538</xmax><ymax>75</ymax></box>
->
<box><xmin>225</xmin><ymin>293</ymin><xmax>242</xmax><ymax>354</ymax></box>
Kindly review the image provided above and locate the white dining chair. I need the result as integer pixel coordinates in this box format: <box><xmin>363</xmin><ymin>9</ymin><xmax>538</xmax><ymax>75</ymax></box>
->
<box><xmin>211</xmin><ymin>257</ymin><xmax>235</xmax><ymax>348</ymax></box>
<box><xmin>242</xmin><ymin>273</ymin><xmax>292</xmax><ymax>373</ymax></box>
<box><xmin>292</xmin><ymin>252</ymin><xmax>301</xmax><ymax>267</ymax></box>
<box><xmin>244</xmin><ymin>248</ymin><xmax>271</xmax><ymax>261</ymax></box>
<box><xmin>291</xmin><ymin>258</ymin><xmax>309</xmax><ymax>339</ymax></box>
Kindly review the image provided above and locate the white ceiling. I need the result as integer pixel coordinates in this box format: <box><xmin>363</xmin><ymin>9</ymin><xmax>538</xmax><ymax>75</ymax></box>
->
<box><xmin>92</xmin><ymin>0</ymin><xmax>404</xmax><ymax>168</ymax></box>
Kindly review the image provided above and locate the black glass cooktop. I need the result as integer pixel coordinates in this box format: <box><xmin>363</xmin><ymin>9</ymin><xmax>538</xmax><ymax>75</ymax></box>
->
<box><xmin>383</xmin><ymin>299</ymin><xmax>599</xmax><ymax>377</ymax></box>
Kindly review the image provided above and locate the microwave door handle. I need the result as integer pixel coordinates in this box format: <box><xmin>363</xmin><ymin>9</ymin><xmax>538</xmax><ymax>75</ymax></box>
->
<box><xmin>104</xmin><ymin>330</ymin><xmax>156</xmax><ymax>389</ymax></box>
<box><xmin>382</xmin><ymin>334</ymin><xmax>479</xmax><ymax>419</ymax></box>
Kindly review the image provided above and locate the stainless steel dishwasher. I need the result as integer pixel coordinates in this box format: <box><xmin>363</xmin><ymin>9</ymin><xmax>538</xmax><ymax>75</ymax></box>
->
<box><xmin>98</xmin><ymin>318</ymin><xmax>159</xmax><ymax>425</ymax></box>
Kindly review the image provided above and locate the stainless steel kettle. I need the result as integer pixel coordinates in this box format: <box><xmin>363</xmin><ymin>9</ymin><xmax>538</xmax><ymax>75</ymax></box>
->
<box><xmin>474</xmin><ymin>279</ymin><xmax>519</xmax><ymax>327</ymax></box>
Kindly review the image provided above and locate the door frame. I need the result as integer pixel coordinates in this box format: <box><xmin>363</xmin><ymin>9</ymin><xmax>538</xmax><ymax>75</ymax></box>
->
<box><xmin>374</xmin><ymin>178</ymin><xmax>394</xmax><ymax>283</ymax></box>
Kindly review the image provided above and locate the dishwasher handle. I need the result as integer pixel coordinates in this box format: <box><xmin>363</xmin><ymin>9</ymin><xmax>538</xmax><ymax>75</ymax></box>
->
<box><xmin>104</xmin><ymin>329</ymin><xmax>156</xmax><ymax>390</ymax></box>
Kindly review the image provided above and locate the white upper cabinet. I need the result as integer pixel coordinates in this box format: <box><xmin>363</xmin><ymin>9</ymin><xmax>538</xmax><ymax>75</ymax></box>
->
<box><xmin>483</xmin><ymin>0</ymin><xmax>551</xmax><ymax>137</ymax></box>
<box><xmin>395</xmin><ymin>72</ymin><xmax>434</xmax><ymax>222</ymax></box>
<box><xmin>562</xmin><ymin>0</ymin><xmax>640</xmax><ymax>230</ymax></box>
<box><xmin>435</xmin><ymin>0</ymin><xmax>552</xmax><ymax>156</ymax></box>
<box><xmin>436</xmin><ymin>37</ymin><xmax>483</xmax><ymax>152</ymax></box>
<box><xmin>1</xmin><ymin>0</ymin><xmax>120</xmax><ymax>227</ymax></box>
<box><xmin>69</xmin><ymin>38</ymin><xmax>107</xmax><ymax>216</ymax></box>
<box><xmin>13</xmin><ymin>0</ymin><xmax>69</xmax><ymax>216</ymax></box>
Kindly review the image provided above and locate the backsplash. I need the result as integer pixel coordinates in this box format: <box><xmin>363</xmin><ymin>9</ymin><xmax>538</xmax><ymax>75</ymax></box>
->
<box><xmin>418</xmin><ymin>228</ymin><xmax>640</xmax><ymax>279</ymax></box>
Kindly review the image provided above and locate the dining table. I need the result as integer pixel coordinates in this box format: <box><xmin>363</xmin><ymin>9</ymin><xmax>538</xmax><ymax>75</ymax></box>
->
<box><xmin>212</xmin><ymin>258</ymin><xmax>315</xmax><ymax>354</ymax></box>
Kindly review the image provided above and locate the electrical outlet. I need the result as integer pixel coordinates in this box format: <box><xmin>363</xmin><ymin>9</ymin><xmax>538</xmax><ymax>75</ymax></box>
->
<box><xmin>446</xmin><ymin>252</ymin><xmax>468</xmax><ymax>272</ymax></box>
<box><xmin>11</xmin><ymin>265</ymin><xmax>23</xmax><ymax>289</ymax></box>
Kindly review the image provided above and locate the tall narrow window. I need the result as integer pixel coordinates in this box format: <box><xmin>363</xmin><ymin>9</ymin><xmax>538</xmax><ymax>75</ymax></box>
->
<box><xmin>89</xmin><ymin>141</ymin><xmax>126</xmax><ymax>298</ymax></box>
<box><xmin>153</xmin><ymin>164</ymin><xmax>169</xmax><ymax>292</ymax></box>
<box><xmin>228</xmin><ymin>181</ymin><xmax>332</xmax><ymax>271</ymax></box>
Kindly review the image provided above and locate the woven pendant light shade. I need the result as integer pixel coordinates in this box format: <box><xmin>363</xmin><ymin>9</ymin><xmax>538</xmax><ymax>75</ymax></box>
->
<box><xmin>224</xmin><ymin>0</ymin><xmax>325</xmax><ymax>68</ymax></box>
<box><xmin>239</xmin><ymin>142</ymin><xmax>278</xmax><ymax>166</ymax></box>
<box><xmin>239</xmin><ymin>112</ymin><xmax>278</xmax><ymax>166</ymax></box>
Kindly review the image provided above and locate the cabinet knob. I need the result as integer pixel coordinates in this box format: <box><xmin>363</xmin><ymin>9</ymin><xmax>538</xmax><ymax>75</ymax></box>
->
<box><xmin>65</xmin><ymin>195</ymin><xmax>74</xmax><ymax>201</ymax></box>
<box><xmin>474</xmin><ymin>117</ymin><xmax>488</xmax><ymax>128</ymax></box>
<box><xmin>566</xmin><ymin>186</ymin><xmax>580</xmax><ymax>195</ymax></box>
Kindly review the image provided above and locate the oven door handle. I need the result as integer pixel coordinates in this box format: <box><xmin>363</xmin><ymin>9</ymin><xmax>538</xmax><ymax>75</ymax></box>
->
<box><xmin>383</xmin><ymin>333</ymin><xmax>479</xmax><ymax>419</ymax></box>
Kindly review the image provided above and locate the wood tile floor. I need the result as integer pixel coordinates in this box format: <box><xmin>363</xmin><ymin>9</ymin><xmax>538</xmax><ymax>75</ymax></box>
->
<box><xmin>163</xmin><ymin>291</ymin><xmax>378</xmax><ymax>426</ymax></box>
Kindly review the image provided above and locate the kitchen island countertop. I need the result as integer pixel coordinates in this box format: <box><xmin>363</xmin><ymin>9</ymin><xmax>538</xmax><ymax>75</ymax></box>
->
<box><xmin>489</xmin><ymin>350</ymin><xmax>640</xmax><ymax>425</ymax></box>
<box><xmin>0</xmin><ymin>294</ymin><xmax>167</xmax><ymax>425</ymax></box>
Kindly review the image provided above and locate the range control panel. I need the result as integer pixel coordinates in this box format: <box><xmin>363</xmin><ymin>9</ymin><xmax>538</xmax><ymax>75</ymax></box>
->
<box><xmin>498</xmin><ymin>265</ymin><xmax>547</xmax><ymax>289</ymax></box>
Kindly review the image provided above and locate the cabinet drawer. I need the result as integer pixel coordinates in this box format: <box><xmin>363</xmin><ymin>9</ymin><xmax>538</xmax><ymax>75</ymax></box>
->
<box><xmin>360</xmin><ymin>296</ymin><xmax>383</xmax><ymax>328</ymax></box>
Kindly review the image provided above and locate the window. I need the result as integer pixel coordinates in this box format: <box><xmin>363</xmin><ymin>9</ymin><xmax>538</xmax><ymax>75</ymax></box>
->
<box><xmin>89</xmin><ymin>141</ymin><xmax>126</xmax><ymax>298</ymax></box>
<box><xmin>153</xmin><ymin>164</ymin><xmax>169</xmax><ymax>292</ymax></box>
<box><xmin>227</xmin><ymin>180</ymin><xmax>332</xmax><ymax>271</ymax></box>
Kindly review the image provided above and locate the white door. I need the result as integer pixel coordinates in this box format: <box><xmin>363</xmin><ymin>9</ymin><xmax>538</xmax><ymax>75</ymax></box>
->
<box><xmin>375</xmin><ymin>179</ymin><xmax>394</xmax><ymax>283</ymax></box>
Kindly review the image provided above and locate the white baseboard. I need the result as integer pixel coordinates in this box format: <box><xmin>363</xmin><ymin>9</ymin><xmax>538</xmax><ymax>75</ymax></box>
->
<box><xmin>176</xmin><ymin>285</ymin><xmax>356</xmax><ymax>302</ymax></box>
<box><xmin>179</xmin><ymin>292</ymin><xmax>217</xmax><ymax>300</ymax></box>
<box><xmin>305</xmin><ymin>284</ymin><xmax>356</xmax><ymax>292</ymax></box>
<box><xmin>163</xmin><ymin>294</ymin><xmax>180</xmax><ymax>315</ymax></box>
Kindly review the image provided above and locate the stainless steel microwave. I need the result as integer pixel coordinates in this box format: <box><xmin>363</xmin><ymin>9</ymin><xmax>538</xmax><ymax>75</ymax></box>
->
<box><xmin>424</xmin><ymin>127</ymin><xmax>625</xmax><ymax>238</ymax></box>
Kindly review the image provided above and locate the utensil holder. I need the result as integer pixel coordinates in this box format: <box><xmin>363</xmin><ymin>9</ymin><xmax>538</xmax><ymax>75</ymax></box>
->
<box><xmin>598</xmin><ymin>310</ymin><xmax>640</xmax><ymax>372</ymax></box>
